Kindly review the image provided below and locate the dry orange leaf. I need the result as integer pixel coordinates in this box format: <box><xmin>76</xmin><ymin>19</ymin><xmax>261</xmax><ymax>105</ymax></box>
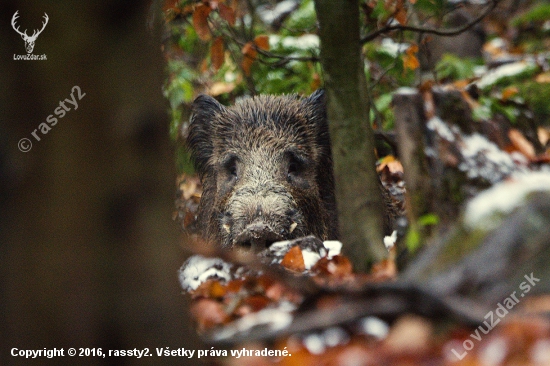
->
<box><xmin>193</xmin><ymin>4</ymin><xmax>212</xmax><ymax>41</ymax></box>
<box><xmin>254</xmin><ymin>35</ymin><xmax>270</xmax><ymax>51</ymax></box>
<box><xmin>384</xmin><ymin>315</ymin><xmax>433</xmax><ymax>353</ymax></box>
<box><xmin>265</xmin><ymin>282</ymin><xmax>286</xmax><ymax>301</ymax></box>
<box><xmin>241</xmin><ymin>41</ymin><xmax>254</xmax><ymax>56</ymax></box>
<box><xmin>509</xmin><ymin>128</ymin><xmax>536</xmax><ymax>160</ymax></box>
<box><xmin>211</xmin><ymin>37</ymin><xmax>225</xmax><ymax>71</ymax></box>
<box><xmin>281</xmin><ymin>245</ymin><xmax>305</xmax><ymax>272</ymax></box>
<box><xmin>226</xmin><ymin>279</ymin><xmax>244</xmax><ymax>293</ymax></box>
<box><xmin>163</xmin><ymin>0</ymin><xmax>179</xmax><ymax>11</ymax></box>
<box><xmin>209</xmin><ymin>81</ymin><xmax>235</xmax><ymax>96</ymax></box>
<box><xmin>241</xmin><ymin>41</ymin><xmax>257</xmax><ymax>76</ymax></box>
<box><xmin>536</xmin><ymin>72</ymin><xmax>550</xmax><ymax>83</ymax></box>
<box><xmin>310</xmin><ymin>73</ymin><xmax>321</xmax><ymax>91</ymax></box>
<box><xmin>200</xmin><ymin>58</ymin><xmax>209</xmax><ymax>73</ymax></box>
<box><xmin>242</xmin><ymin>295</ymin><xmax>271</xmax><ymax>312</ymax></box>
<box><xmin>218</xmin><ymin>3</ymin><xmax>236</xmax><ymax>25</ymax></box>
<box><xmin>370</xmin><ymin>258</ymin><xmax>397</xmax><ymax>280</ymax></box>
<box><xmin>538</xmin><ymin>127</ymin><xmax>550</xmax><ymax>146</ymax></box>
<box><xmin>241</xmin><ymin>54</ymin><xmax>256</xmax><ymax>75</ymax></box>
<box><xmin>394</xmin><ymin>8</ymin><xmax>407</xmax><ymax>25</ymax></box>
<box><xmin>178</xmin><ymin>174</ymin><xmax>200</xmax><ymax>200</ymax></box>
<box><xmin>327</xmin><ymin>256</ymin><xmax>353</xmax><ymax>277</ymax></box>
<box><xmin>501</xmin><ymin>86</ymin><xmax>519</xmax><ymax>101</ymax></box>
<box><xmin>377</xmin><ymin>155</ymin><xmax>403</xmax><ymax>173</ymax></box>
<box><xmin>192</xmin><ymin>280</ymin><xmax>227</xmax><ymax>299</ymax></box>
<box><xmin>313</xmin><ymin>256</ymin><xmax>353</xmax><ymax>277</ymax></box>
<box><xmin>190</xmin><ymin>299</ymin><xmax>228</xmax><ymax>332</ymax></box>
<box><xmin>256</xmin><ymin>274</ymin><xmax>275</xmax><ymax>291</ymax></box>
<box><xmin>183</xmin><ymin>211</ymin><xmax>196</xmax><ymax>229</ymax></box>
<box><xmin>403</xmin><ymin>44</ymin><xmax>419</xmax><ymax>71</ymax></box>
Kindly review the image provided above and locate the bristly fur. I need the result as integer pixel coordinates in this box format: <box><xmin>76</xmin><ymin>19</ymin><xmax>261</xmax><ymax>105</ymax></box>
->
<box><xmin>186</xmin><ymin>90</ymin><xmax>338</xmax><ymax>249</ymax></box>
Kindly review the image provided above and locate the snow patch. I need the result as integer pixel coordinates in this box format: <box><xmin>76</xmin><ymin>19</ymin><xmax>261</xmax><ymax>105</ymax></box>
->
<box><xmin>268</xmin><ymin>240</ymin><xmax>293</xmax><ymax>257</ymax></box>
<box><xmin>479</xmin><ymin>337</ymin><xmax>508</xmax><ymax>366</ymax></box>
<box><xmin>323</xmin><ymin>327</ymin><xmax>349</xmax><ymax>347</ymax></box>
<box><xmin>458</xmin><ymin>133</ymin><xmax>516</xmax><ymax>183</ymax></box>
<box><xmin>302</xmin><ymin>249</ymin><xmax>321</xmax><ymax>270</ymax></box>
<box><xmin>380</xmin><ymin>38</ymin><xmax>409</xmax><ymax>57</ymax></box>
<box><xmin>358</xmin><ymin>317</ymin><xmax>390</xmax><ymax>340</ymax></box>
<box><xmin>394</xmin><ymin>87</ymin><xmax>418</xmax><ymax>96</ymax></box>
<box><xmin>212</xmin><ymin>303</ymin><xmax>295</xmax><ymax>341</ymax></box>
<box><xmin>464</xmin><ymin>171</ymin><xmax>550</xmax><ymax>230</ymax></box>
<box><xmin>323</xmin><ymin>240</ymin><xmax>342</xmax><ymax>259</ymax></box>
<box><xmin>476</xmin><ymin>61</ymin><xmax>536</xmax><ymax>89</ymax></box>
<box><xmin>427</xmin><ymin>117</ymin><xmax>457</xmax><ymax>142</ymax></box>
<box><xmin>269</xmin><ymin>34</ymin><xmax>319</xmax><ymax>50</ymax></box>
<box><xmin>302</xmin><ymin>327</ymin><xmax>349</xmax><ymax>354</ymax></box>
<box><xmin>178</xmin><ymin>255</ymin><xmax>232</xmax><ymax>291</ymax></box>
<box><xmin>384</xmin><ymin>230</ymin><xmax>397</xmax><ymax>251</ymax></box>
<box><xmin>258</xmin><ymin>0</ymin><xmax>299</xmax><ymax>25</ymax></box>
<box><xmin>303</xmin><ymin>334</ymin><xmax>326</xmax><ymax>354</ymax></box>
<box><xmin>531</xmin><ymin>339</ymin><xmax>550</xmax><ymax>364</ymax></box>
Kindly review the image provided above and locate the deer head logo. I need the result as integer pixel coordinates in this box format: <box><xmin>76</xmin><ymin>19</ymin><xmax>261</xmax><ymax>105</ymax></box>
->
<box><xmin>12</xmin><ymin>11</ymin><xmax>49</xmax><ymax>54</ymax></box>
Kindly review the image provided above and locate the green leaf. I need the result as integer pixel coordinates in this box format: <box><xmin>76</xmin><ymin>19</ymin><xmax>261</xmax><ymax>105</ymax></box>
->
<box><xmin>435</xmin><ymin>54</ymin><xmax>477</xmax><ymax>81</ymax></box>
<box><xmin>406</xmin><ymin>227</ymin><xmax>421</xmax><ymax>254</ymax></box>
<box><xmin>418</xmin><ymin>213</ymin><xmax>440</xmax><ymax>227</ymax></box>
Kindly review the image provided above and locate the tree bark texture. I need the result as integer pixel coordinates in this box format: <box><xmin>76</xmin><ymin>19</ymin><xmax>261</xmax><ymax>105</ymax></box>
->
<box><xmin>0</xmin><ymin>1</ymin><xmax>200</xmax><ymax>361</ymax></box>
<box><xmin>392</xmin><ymin>90</ymin><xmax>432</xmax><ymax>241</ymax></box>
<box><xmin>314</xmin><ymin>0</ymin><xmax>387</xmax><ymax>271</ymax></box>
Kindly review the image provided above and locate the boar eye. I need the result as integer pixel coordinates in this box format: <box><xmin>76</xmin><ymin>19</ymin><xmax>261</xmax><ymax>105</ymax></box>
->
<box><xmin>221</xmin><ymin>154</ymin><xmax>239</xmax><ymax>179</ymax></box>
<box><xmin>286</xmin><ymin>150</ymin><xmax>307</xmax><ymax>181</ymax></box>
<box><xmin>288</xmin><ymin>161</ymin><xmax>298</xmax><ymax>175</ymax></box>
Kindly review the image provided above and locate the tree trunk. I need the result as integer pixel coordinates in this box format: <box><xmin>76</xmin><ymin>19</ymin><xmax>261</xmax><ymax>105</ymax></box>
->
<box><xmin>314</xmin><ymin>0</ymin><xmax>386</xmax><ymax>271</ymax></box>
<box><xmin>392</xmin><ymin>90</ymin><xmax>432</xmax><ymax>244</ymax></box>
<box><xmin>0</xmin><ymin>1</ymin><xmax>200</xmax><ymax>359</ymax></box>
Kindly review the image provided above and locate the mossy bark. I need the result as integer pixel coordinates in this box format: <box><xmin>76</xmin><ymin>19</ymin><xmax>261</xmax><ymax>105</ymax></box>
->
<box><xmin>314</xmin><ymin>0</ymin><xmax>387</xmax><ymax>271</ymax></box>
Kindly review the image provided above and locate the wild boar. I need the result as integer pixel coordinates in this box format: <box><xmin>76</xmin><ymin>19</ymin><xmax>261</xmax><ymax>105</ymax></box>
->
<box><xmin>186</xmin><ymin>90</ymin><xmax>338</xmax><ymax>251</ymax></box>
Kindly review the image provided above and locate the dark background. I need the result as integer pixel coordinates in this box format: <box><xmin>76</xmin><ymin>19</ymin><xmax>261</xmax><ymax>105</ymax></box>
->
<box><xmin>1</xmin><ymin>1</ymin><xmax>201</xmax><ymax>364</ymax></box>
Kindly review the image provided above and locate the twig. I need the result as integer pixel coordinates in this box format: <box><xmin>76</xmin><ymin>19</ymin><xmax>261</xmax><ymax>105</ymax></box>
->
<box><xmin>361</xmin><ymin>0</ymin><xmax>500</xmax><ymax>44</ymax></box>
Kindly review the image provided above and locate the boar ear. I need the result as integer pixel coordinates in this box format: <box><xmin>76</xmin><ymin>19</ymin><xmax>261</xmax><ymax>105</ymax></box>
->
<box><xmin>302</xmin><ymin>89</ymin><xmax>327</xmax><ymax>125</ymax></box>
<box><xmin>187</xmin><ymin>95</ymin><xmax>226</xmax><ymax>174</ymax></box>
<box><xmin>305</xmin><ymin>89</ymin><xmax>325</xmax><ymax>107</ymax></box>
<box><xmin>302</xmin><ymin>89</ymin><xmax>329</xmax><ymax>141</ymax></box>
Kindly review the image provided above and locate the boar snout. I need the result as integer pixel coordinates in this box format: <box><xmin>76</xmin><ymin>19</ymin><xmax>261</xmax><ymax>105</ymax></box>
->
<box><xmin>233</xmin><ymin>222</ymin><xmax>283</xmax><ymax>251</ymax></box>
<box><xmin>224</xmin><ymin>185</ymin><xmax>303</xmax><ymax>250</ymax></box>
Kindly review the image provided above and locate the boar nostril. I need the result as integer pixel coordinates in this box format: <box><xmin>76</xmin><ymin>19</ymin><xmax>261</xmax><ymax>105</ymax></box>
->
<box><xmin>234</xmin><ymin>222</ymin><xmax>282</xmax><ymax>251</ymax></box>
<box><xmin>239</xmin><ymin>240</ymin><xmax>252</xmax><ymax>249</ymax></box>
<box><xmin>286</xmin><ymin>209</ymin><xmax>298</xmax><ymax>217</ymax></box>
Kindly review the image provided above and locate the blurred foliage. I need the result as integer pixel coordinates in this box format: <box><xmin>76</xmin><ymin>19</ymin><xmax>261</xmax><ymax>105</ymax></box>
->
<box><xmin>510</xmin><ymin>3</ymin><xmax>550</xmax><ymax>52</ymax></box>
<box><xmin>472</xmin><ymin>63</ymin><xmax>549</xmax><ymax>128</ymax></box>
<box><xmin>405</xmin><ymin>213</ymin><xmax>439</xmax><ymax>254</ymax></box>
<box><xmin>162</xmin><ymin>0</ymin><xmax>466</xmax><ymax>173</ymax></box>
<box><xmin>518</xmin><ymin>81</ymin><xmax>550</xmax><ymax>126</ymax></box>
<box><xmin>435</xmin><ymin>54</ymin><xmax>479</xmax><ymax>82</ymax></box>
<box><xmin>512</xmin><ymin>3</ymin><xmax>550</xmax><ymax>27</ymax></box>
<box><xmin>163</xmin><ymin>0</ymin><xmax>550</xmax><ymax>174</ymax></box>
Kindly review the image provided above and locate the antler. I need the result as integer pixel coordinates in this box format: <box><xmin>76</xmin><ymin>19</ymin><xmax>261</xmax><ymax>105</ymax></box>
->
<box><xmin>29</xmin><ymin>13</ymin><xmax>49</xmax><ymax>40</ymax></box>
<box><xmin>11</xmin><ymin>11</ymin><xmax>28</xmax><ymax>38</ymax></box>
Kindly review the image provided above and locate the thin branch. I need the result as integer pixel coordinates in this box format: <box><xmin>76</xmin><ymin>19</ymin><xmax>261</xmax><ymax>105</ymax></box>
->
<box><xmin>255</xmin><ymin>47</ymin><xmax>318</xmax><ymax>64</ymax></box>
<box><xmin>219</xmin><ymin>26</ymin><xmax>319</xmax><ymax>65</ymax></box>
<box><xmin>361</xmin><ymin>0</ymin><xmax>500</xmax><ymax>44</ymax></box>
